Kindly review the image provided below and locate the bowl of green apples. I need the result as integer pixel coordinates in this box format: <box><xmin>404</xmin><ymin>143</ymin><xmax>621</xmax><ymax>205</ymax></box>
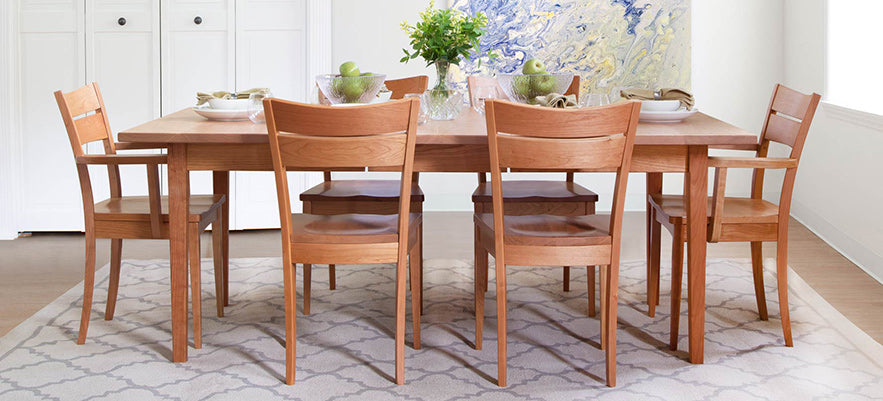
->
<box><xmin>498</xmin><ymin>58</ymin><xmax>574</xmax><ymax>105</ymax></box>
<box><xmin>316</xmin><ymin>61</ymin><xmax>386</xmax><ymax>104</ymax></box>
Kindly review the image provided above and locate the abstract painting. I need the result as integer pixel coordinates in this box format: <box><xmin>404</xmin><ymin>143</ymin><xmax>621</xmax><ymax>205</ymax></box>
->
<box><xmin>450</xmin><ymin>0</ymin><xmax>691</xmax><ymax>95</ymax></box>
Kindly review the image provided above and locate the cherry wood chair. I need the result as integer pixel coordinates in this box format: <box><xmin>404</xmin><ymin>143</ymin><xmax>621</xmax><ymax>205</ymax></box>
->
<box><xmin>469</xmin><ymin>75</ymin><xmax>599</xmax><ymax>311</ymax></box>
<box><xmin>646</xmin><ymin>84</ymin><xmax>821</xmax><ymax>350</ymax></box>
<box><xmin>265</xmin><ymin>97</ymin><xmax>423</xmax><ymax>386</ymax></box>
<box><xmin>303</xmin><ymin>75</ymin><xmax>428</xmax><ymax>307</ymax></box>
<box><xmin>474</xmin><ymin>99</ymin><xmax>641</xmax><ymax>387</ymax></box>
<box><xmin>55</xmin><ymin>83</ymin><xmax>227</xmax><ymax>349</ymax></box>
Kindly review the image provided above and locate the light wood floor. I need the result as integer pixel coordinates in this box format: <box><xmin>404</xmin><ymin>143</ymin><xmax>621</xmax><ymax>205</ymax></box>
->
<box><xmin>1</xmin><ymin>212</ymin><xmax>881</xmax><ymax>343</ymax></box>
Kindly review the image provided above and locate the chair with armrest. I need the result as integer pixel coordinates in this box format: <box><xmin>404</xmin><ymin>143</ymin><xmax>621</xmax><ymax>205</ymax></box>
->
<box><xmin>474</xmin><ymin>99</ymin><xmax>641</xmax><ymax>387</ymax></box>
<box><xmin>265</xmin><ymin>97</ymin><xmax>423</xmax><ymax>385</ymax></box>
<box><xmin>55</xmin><ymin>82</ymin><xmax>227</xmax><ymax>349</ymax></box>
<box><xmin>646</xmin><ymin>84</ymin><xmax>821</xmax><ymax>350</ymax></box>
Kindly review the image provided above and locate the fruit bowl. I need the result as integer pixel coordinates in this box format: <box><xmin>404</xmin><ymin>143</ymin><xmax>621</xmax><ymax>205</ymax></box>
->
<box><xmin>316</xmin><ymin>74</ymin><xmax>387</xmax><ymax>104</ymax></box>
<box><xmin>497</xmin><ymin>73</ymin><xmax>574</xmax><ymax>104</ymax></box>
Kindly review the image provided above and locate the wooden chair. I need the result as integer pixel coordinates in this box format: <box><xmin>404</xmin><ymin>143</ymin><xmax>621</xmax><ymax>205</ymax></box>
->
<box><xmin>469</xmin><ymin>75</ymin><xmax>599</xmax><ymax>311</ymax></box>
<box><xmin>646</xmin><ymin>84</ymin><xmax>821</xmax><ymax>350</ymax></box>
<box><xmin>55</xmin><ymin>83</ymin><xmax>227</xmax><ymax>349</ymax></box>
<box><xmin>265</xmin><ymin>97</ymin><xmax>423</xmax><ymax>385</ymax></box>
<box><xmin>475</xmin><ymin>99</ymin><xmax>641</xmax><ymax>387</ymax></box>
<box><xmin>303</xmin><ymin>75</ymin><xmax>428</xmax><ymax>307</ymax></box>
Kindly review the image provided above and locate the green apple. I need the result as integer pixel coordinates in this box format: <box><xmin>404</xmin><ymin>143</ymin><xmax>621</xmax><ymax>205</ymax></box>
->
<box><xmin>341</xmin><ymin>79</ymin><xmax>365</xmax><ymax>102</ymax></box>
<box><xmin>522</xmin><ymin>58</ymin><xmax>547</xmax><ymax>75</ymax></box>
<box><xmin>530</xmin><ymin>74</ymin><xmax>556</xmax><ymax>95</ymax></box>
<box><xmin>339</xmin><ymin>61</ymin><xmax>360</xmax><ymax>77</ymax></box>
<box><xmin>513</xmin><ymin>75</ymin><xmax>532</xmax><ymax>98</ymax></box>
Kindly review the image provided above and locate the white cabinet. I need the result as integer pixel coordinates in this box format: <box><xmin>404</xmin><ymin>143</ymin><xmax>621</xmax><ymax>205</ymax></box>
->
<box><xmin>14</xmin><ymin>0</ymin><xmax>320</xmax><ymax>232</ymax></box>
<box><xmin>18</xmin><ymin>0</ymin><xmax>86</xmax><ymax>230</ymax></box>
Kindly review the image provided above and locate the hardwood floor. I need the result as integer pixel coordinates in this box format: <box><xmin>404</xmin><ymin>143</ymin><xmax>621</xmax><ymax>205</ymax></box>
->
<box><xmin>1</xmin><ymin>212</ymin><xmax>881</xmax><ymax>343</ymax></box>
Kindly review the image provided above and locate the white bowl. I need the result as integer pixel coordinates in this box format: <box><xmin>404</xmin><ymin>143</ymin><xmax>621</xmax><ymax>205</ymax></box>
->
<box><xmin>640</xmin><ymin>100</ymin><xmax>681</xmax><ymax>112</ymax></box>
<box><xmin>208</xmin><ymin>98</ymin><xmax>250</xmax><ymax>110</ymax></box>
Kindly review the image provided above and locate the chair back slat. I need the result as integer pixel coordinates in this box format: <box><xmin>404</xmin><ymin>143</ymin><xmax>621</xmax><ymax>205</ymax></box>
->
<box><xmin>385</xmin><ymin>76</ymin><xmax>429</xmax><ymax>99</ymax></box>
<box><xmin>64</xmin><ymin>84</ymin><xmax>103</xmax><ymax>117</ymax></box>
<box><xmin>276</xmin><ymin>134</ymin><xmax>407</xmax><ymax>170</ymax></box>
<box><xmin>763</xmin><ymin>113</ymin><xmax>802</xmax><ymax>148</ymax></box>
<box><xmin>491</xmin><ymin>100</ymin><xmax>636</xmax><ymax>139</ymax></box>
<box><xmin>74</xmin><ymin>113</ymin><xmax>112</xmax><ymax>145</ymax></box>
<box><xmin>770</xmin><ymin>84</ymin><xmax>814</xmax><ymax>119</ymax></box>
<box><xmin>497</xmin><ymin>135</ymin><xmax>626</xmax><ymax>171</ymax></box>
<box><xmin>269</xmin><ymin>100</ymin><xmax>412</xmax><ymax>137</ymax></box>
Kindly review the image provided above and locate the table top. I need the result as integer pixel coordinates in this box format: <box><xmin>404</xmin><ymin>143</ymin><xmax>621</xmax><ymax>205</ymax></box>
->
<box><xmin>119</xmin><ymin>107</ymin><xmax>759</xmax><ymax>148</ymax></box>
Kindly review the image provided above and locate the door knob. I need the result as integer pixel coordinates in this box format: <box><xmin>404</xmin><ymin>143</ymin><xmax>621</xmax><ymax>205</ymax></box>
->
<box><xmin>194</xmin><ymin>16</ymin><xmax>203</xmax><ymax>25</ymax></box>
<box><xmin>118</xmin><ymin>17</ymin><xmax>126</xmax><ymax>26</ymax></box>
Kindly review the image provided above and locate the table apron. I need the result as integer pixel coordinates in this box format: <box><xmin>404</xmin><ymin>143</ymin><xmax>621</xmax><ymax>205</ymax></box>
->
<box><xmin>184</xmin><ymin>143</ymin><xmax>689</xmax><ymax>173</ymax></box>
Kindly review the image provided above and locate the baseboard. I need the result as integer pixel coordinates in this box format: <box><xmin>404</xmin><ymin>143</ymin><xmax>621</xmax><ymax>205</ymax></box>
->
<box><xmin>790</xmin><ymin>200</ymin><xmax>883</xmax><ymax>284</ymax></box>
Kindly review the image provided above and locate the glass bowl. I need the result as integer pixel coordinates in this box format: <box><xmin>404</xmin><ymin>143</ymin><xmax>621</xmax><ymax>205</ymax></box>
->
<box><xmin>315</xmin><ymin>74</ymin><xmax>387</xmax><ymax>104</ymax></box>
<box><xmin>497</xmin><ymin>73</ymin><xmax>574</xmax><ymax>104</ymax></box>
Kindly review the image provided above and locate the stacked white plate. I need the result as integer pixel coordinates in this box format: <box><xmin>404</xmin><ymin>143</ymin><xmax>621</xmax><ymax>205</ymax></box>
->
<box><xmin>639</xmin><ymin>100</ymin><xmax>698</xmax><ymax>123</ymax></box>
<box><xmin>193</xmin><ymin>98</ymin><xmax>250</xmax><ymax>121</ymax></box>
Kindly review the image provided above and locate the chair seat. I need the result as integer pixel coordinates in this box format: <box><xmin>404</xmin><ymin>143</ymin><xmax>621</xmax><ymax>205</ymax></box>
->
<box><xmin>300</xmin><ymin>180</ymin><xmax>425</xmax><ymax>202</ymax></box>
<box><xmin>290</xmin><ymin>213</ymin><xmax>422</xmax><ymax>244</ymax></box>
<box><xmin>474</xmin><ymin>213</ymin><xmax>612</xmax><ymax>246</ymax></box>
<box><xmin>472</xmin><ymin>181</ymin><xmax>599</xmax><ymax>203</ymax></box>
<box><xmin>94</xmin><ymin>195</ymin><xmax>225</xmax><ymax>223</ymax></box>
<box><xmin>649</xmin><ymin>194</ymin><xmax>780</xmax><ymax>225</ymax></box>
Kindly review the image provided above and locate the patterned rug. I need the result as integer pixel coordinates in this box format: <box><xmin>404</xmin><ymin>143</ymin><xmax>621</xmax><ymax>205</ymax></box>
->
<box><xmin>1</xmin><ymin>257</ymin><xmax>882</xmax><ymax>400</ymax></box>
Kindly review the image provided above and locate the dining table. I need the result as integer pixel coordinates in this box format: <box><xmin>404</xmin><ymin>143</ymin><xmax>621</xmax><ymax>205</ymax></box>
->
<box><xmin>118</xmin><ymin>105</ymin><xmax>759</xmax><ymax>365</ymax></box>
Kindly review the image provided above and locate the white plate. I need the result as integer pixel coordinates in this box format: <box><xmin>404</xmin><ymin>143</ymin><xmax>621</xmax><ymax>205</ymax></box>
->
<box><xmin>639</xmin><ymin>108</ymin><xmax>698</xmax><ymax>123</ymax></box>
<box><xmin>192</xmin><ymin>106</ymin><xmax>250</xmax><ymax>121</ymax></box>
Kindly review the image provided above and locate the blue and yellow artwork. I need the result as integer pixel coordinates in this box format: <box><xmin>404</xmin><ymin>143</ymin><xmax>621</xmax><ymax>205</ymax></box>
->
<box><xmin>451</xmin><ymin>0</ymin><xmax>690</xmax><ymax>95</ymax></box>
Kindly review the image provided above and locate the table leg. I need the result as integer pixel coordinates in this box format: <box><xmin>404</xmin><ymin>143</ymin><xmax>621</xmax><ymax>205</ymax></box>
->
<box><xmin>685</xmin><ymin>145</ymin><xmax>708</xmax><ymax>364</ymax></box>
<box><xmin>168</xmin><ymin>144</ymin><xmax>190</xmax><ymax>362</ymax></box>
<box><xmin>213</xmin><ymin>171</ymin><xmax>230</xmax><ymax>306</ymax></box>
<box><xmin>646</xmin><ymin>173</ymin><xmax>663</xmax><ymax>312</ymax></box>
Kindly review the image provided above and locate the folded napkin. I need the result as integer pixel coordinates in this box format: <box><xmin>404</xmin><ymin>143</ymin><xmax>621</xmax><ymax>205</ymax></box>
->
<box><xmin>196</xmin><ymin>88</ymin><xmax>270</xmax><ymax>105</ymax></box>
<box><xmin>620</xmin><ymin>88</ymin><xmax>694</xmax><ymax>110</ymax></box>
<box><xmin>534</xmin><ymin>93</ymin><xmax>578</xmax><ymax>109</ymax></box>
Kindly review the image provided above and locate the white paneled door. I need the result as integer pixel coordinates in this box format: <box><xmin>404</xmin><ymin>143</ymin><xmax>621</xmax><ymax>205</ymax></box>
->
<box><xmin>18</xmin><ymin>0</ymin><xmax>86</xmax><ymax>230</ymax></box>
<box><xmin>232</xmin><ymin>0</ymin><xmax>313</xmax><ymax>229</ymax></box>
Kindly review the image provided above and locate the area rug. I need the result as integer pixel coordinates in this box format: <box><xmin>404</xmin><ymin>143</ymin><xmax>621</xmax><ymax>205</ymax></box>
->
<box><xmin>1</xmin><ymin>257</ymin><xmax>881</xmax><ymax>400</ymax></box>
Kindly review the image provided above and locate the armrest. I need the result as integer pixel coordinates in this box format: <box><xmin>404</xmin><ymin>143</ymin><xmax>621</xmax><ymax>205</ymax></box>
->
<box><xmin>114</xmin><ymin>142</ymin><xmax>167</xmax><ymax>150</ymax></box>
<box><xmin>76</xmin><ymin>154</ymin><xmax>168</xmax><ymax>165</ymax></box>
<box><xmin>708</xmin><ymin>157</ymin><xmax>798</xmax><ymax>169</ymax></box>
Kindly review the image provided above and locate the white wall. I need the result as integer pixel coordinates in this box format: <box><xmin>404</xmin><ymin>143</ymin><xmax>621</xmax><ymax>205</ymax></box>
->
<box><xmin>783</xmin><ymin>0</ymin><xmax>883</xmax><ymax>281</ymax></box>
<box><xmin>330</xmin><ymin>0</ymin><xmax>786</xmax><ymax>212</ymax></box>
<box><xmin>0</xmin><ymin>0</ymin><xmax>19</xmax><ymax>239</ymax></box>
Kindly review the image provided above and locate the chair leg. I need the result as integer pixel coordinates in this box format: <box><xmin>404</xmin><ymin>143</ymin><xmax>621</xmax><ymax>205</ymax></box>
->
<box><xmin>563</xmin><ymin>266</ymin><xmax>570</xmax><ymax>292</ymax></box>
<box><xmin>409</xmin><ymin>239</ymin><xmax>422</xmax><ymax>349</ymax></box>
<box><xmin>587</xmin><ymin>266</ymin><xmax>596</xmax><ymax>317</ymax></box>
<box><xmin>604</xmin><ymin>262</ymin><xmax>619</xmax><ymax>388</ymax></box>
<box><xmin>669</xmin><ymin>231</ymin><xmax>684</xmax><ymax>351</ymax></box>
<box><xmin>329</xmin><ymin>264</ymin><xmax>336</xmax><ymax>290</ymax></box>
<box><xmin>419</xmin><ymin>221</ymin><xmax>425</xmax><ymax>315</ymax></box>
<box><xmin>750</xmin><ymin>241</ymin><xmax>769</xmax><ymax>320</ymax></box>
<box><xmin>395</xmin><ymin>250</ymin><xmax>408</xmax><ymax>385</ymax></box>
<box><xmin>495</xmin><ymin>256</ymin><xmax>508</xmax><ymax>387</ymax></box>
<box><xmin>648</xmin><ymin>208</ymin><xmax>662</xmax><ymax>317</ymax></box>
<box><xmin>222</xmin><ymin>200</ymin><xmax>230</xmax><ymax>307</ymax></box>
<box><xmin>303</xmin><ymin>264</ymin><xmax>312</xmax><ymax>315</ymax></box>
<box><xmin>776</xmin><ymin>238</ymin><xmax>793</xmax><ymax>347</ymax></box>
<box><xmin>77</xmin><ymin>231</ymin><xmax>97</xmax><ymax>345</ymax></box>
<box><xmin>212</xmin><ymin>209</ymin><xmax>225</xmax><ymax>318</ymax></box>
<box><xmin>105</xmin><ymin>238</ymin><xmax>123</xmax><ymax>320</ymax></box>
<box><xmin>283</xmin><ymin>259</ymin><xmax>297</xmax><ymax>385</ymax></box>
<box><xmin>188</xmin><ymin>223</ymin><xmax>203</xmax><ymax>349</ymax></box>
<box><xmin>473</xmin><ymin>224</ymin><xmax>486</xmax><ymax>350</ymax></box>
<box><xmin>599</xmin><ymin>266</ymin><xmax>607</xmax><ymax>350</ymax></box>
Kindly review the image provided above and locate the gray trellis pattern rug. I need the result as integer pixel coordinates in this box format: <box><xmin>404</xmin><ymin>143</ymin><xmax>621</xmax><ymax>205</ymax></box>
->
<box><xmin>1</xmin><ymin>257</ymin><xmax>882</xmax><ymax>400</ymax></box>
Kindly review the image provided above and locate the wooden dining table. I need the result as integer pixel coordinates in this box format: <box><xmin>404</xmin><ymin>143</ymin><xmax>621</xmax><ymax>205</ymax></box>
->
<box><xmin>119</xmin><ymin>106</ymin><xmax>758</xmax><ymax>365</ymax></box>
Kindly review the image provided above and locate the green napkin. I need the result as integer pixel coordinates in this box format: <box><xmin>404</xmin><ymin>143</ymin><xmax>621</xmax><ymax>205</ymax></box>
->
<box><xmin>620</xmin><ymin>88</ymin><xmax>694</xmax><ymax>110</ymax></box>
<box><xmin>534</xmin><ymin>93</ymin><xmax>578</xmax><ymax>108</ymax></box>
<box><xmin>196</xmin><ymin>88</ymin><xmax>270</xmax><ymax>105</ymax></box>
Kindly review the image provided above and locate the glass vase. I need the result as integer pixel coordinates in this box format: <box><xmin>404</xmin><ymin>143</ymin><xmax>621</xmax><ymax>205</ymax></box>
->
<box><xmin>426</xmin><ymin>60</ymin><xmax>462</xmax><ymax>120</ymax></box>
